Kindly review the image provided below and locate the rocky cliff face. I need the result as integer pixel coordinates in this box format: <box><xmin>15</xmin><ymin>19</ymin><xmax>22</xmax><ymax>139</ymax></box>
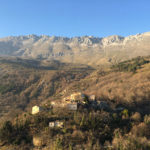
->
<box><xmin>0</xmin><ymin>32</ymin><xmax>150</xmax><ymax>66</ymax></box>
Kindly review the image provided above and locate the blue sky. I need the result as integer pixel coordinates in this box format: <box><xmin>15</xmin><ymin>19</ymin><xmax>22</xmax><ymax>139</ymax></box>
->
<box><xmin>0</xmin><ymin>0</ymin><xmax>150</xmax><ymax>37</ymax></box>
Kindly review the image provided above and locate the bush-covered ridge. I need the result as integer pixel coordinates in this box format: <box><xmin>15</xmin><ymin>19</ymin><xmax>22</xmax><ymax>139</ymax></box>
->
<box><xmin>112</xmin><ymin>56</ymin><xmax>150</xmax><ymax>72</ymax></box>
<box><xmin>1</xmin><ymin>104</ymin><xmax>150</xmax><ymax>149</ymax></box>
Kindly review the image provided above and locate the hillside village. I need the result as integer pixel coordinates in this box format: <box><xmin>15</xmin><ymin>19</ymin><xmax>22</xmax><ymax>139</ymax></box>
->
<box><xmin>31</xmin><ymin>92</ymin><xmax>113</xmax><ymax>147</ymax></box>
<box><xmin>1</xmin><ymin>56</ymin><xmax>150</xmax><ymax>149</ymax></box>
<box><xmin>32</xmin><ymin>92</ymin><xmax>110</xmax><ymax>114</ymax></box>
<box><xmin>31</xmin><ymin>92</ymin><xmax>110</xmax><ymax>126</ymax></box>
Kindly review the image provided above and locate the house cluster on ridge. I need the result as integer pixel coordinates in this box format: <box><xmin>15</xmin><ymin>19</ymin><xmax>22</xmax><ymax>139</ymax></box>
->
<box><xmin>50</xmin><ymin>92</ymin><xmax>102</xmax><ymax>111</ymax></box>
<box><xmin>32</xmin><ymin>92</ymin><xmax>109</xmax><ymax>114</ymax></box>
<box><xmin>31</xmin><ymin>92</ymin><xmax>110</xmax><ymax>129</ymax></box>
<box><xmin>49</xmin><ymin>121</ymin><xmax>64</xmax><ymax>128</ymax></box>
<box><xmin>50</xmin><ymin>92</ymin><xmax>86</xmax><ymax>111</ymax></box>
<box><xmin>63</xmin><ymin>92</ymin><xmax>86</xmax><ymax>104</ymax></box>
<box><xmin>63</xmin><ymin>92</ymin><xmax>87</xmax><ymax>110</ymax></box>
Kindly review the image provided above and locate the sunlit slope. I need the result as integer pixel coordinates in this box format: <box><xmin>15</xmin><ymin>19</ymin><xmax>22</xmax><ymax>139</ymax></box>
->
<box><xmin>0</xmin><ymin>56</ymin><xmax>150</xmax><ymax>121</ymax></box>
<box><xmin>0</xmin><ymin>32</ymin><xmax>150</xmax><ymax>66</ymax></box>
<box><xmin>0</xmin><ymin>57</ymin><xmax>92</xmax><ymax>120</ymax></box>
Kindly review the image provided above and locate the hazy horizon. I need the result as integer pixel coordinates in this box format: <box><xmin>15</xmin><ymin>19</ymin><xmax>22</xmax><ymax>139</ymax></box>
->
<box><xmin>0</xmin><ymin>30</ymin><xmax>150</xmax><ymax>39</ymax></box>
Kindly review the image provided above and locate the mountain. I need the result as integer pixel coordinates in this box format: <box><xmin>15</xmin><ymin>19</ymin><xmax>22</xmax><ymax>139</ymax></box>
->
<box><xmin>0</xmin><ymin>32</ymin><xmax>150</xmax><ymax>66</ymax></box>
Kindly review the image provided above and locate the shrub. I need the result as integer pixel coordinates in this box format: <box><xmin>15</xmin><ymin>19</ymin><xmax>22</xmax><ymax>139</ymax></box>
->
<box><xmin>112</xmin><ymin>134</ymin><xmax>150</xmax><ymax>150</ymax></box>
<box><xmin>131</xmin><ymin>122</ymin><xmax>150</xmax><ymax>137</ymax></box>
<box><xmin>0</xmin><ymin>121</ymin><xmax>13</xmax><ymax>143</ymax></box>
<box><xmin>0</xmin><ymin>120</ymin><xmax>32</xmax><ymax>145</ymax></box>
<box><xmin>144</xmin><ymin>115</ymin><xmax>150</xmax><ymax>125</ymax></box>
<box><xmin>112</xmin><ymin>57</ymin><xmax>150</xmax><ymax>73</ymax></box>
<box><xmin>131</xmin><ymin>112</ymin><xmax>141</xmax><ymax>122</ymax></box>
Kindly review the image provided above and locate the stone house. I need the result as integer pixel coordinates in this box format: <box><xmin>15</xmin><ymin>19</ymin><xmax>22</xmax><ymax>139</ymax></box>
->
<box><xmin>89</xmin><ymin>95</ymin><xmax>96</xmax><ymax>101</ymax></box>
<box><xmin>67</xmin><ymin>103</ymin><xmax>78</xmax><ymax>111</ymax></box>
<box><xmin>49</xmin><ymin>122</ymin><xmax>55</xmax><ymax>128</ymax></box>
<box><xmin>32</xmin><ymin>106</ymin><xmax>43</xmax><ymax>115</ymax></box>
<box><xmin>51</xmin><ymin>100</ymin><xmax>66</xmax><ymax>108</ymax></box>
<box><xmin>63</xmin><ymin>92</ymin><xmax>85</xmax><ymax>104</ymax></box>
<box><xmin>70</xmin><ymin>92</ymin><xmax>85</xmax><ymax>101</ymax></box>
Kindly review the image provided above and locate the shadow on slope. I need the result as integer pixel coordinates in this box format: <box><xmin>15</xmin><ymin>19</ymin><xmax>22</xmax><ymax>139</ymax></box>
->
<box><xmin>0</xmin><ymin>56</ymin><xmax>94</xmax><ymax>71</ymax></box>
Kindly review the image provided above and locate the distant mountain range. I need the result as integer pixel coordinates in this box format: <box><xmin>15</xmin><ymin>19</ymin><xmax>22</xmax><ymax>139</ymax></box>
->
<box><xmin>0</xmin><ymin>32</ymin><xmax>150</xmax><ymax>66</ymax></box>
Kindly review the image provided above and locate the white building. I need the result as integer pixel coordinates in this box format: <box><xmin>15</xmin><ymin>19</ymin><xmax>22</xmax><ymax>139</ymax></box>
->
<box><xmin>67</xmin><ymin>103</ymin><xmax>78</xmax><ymax>111</ymax></box>
<box><xmin>32</xmin><ymin>106</ymin><xmax>42</xmax><ymax>115</ymax></box>
<box><xmin>49</xmin><ymin>122</ymin><xmax>55</xmax><ymax>128</ymax></box>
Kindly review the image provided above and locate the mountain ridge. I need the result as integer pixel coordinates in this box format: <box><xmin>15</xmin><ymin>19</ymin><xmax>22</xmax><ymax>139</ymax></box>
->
<box><xmin>0</xmin><ymin>31</ymin><xmax>150</xmax><ymax>66</ymax></box>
